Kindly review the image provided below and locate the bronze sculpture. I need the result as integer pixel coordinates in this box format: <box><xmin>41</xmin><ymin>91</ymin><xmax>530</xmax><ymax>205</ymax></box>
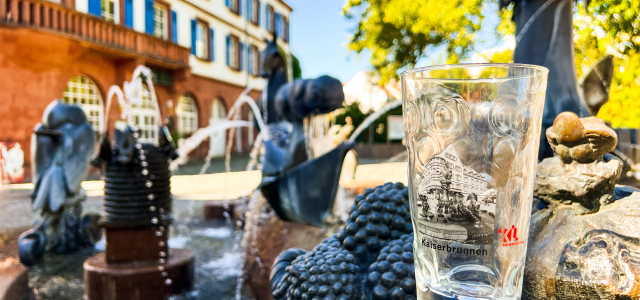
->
<box><xmin>502</xmin><ymin>0</ymin><xmax>613</xmax><ymax>159</ymax></box>
<box><xmin>18</xmin><ymin>100</ymin><xmax>101</xmax><ymax>266</ymax></box>
<box><xmin>259</xmin><ymin>38</ymin><xmax>352</xmax><ymax>227</ymax></box>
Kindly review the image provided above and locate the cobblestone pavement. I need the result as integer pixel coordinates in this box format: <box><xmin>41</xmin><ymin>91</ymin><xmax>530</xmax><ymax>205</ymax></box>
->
<box><xmin>0</xmin><ymin>162</ymin><xmax>406</xmax><ymax>231</ymax></box>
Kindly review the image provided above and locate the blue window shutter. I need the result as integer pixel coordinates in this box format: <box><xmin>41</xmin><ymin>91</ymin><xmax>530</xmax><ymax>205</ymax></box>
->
<box><xmin>171</xmin><ymin>11</ymin><xmax>177</xmax><ymax>42</ymax></box>
<box><xmin>265</xmin><ymin>4</ymin><xmax>270</xmax><ymax>31</ymax></box>
<box><xmin>124</xmin><ymin>0</ymin><xmax>133</xmax><ymax>27</ymax></box>
<box><xmin>191</xmin><ymin>19</ymin><xmax>197</xmax><ymax>55</ymax></box>
<box><xmin>145</xmin><ymin>0</ymin><xmax>154</xmax><ymax>34</ymax></box>
<box><xmin>209</xmin><ymin>28</ymin><xmax>214</xmax><ymax>61</ymax></box>
<box><xmin>258</xmin><ymin>1</ymin><xmax>262</xmax><ymax>25</ymax></box>
<box><xmin>225</xmin><ymin>0</ymin><xmax>230</xmax><ymax>8</ymax></box>
<box><xmin>238</xmin><ymin>0</ymin><xmax>242</xmax><ymax>16</ymax></box>
<box><xmin>88</xmin><ymin>0</ymin><xmax>101</xmax><ymax>17</ymax></box>
<box><xmin>226</xmin><ymin>36</ymin><xmax>230</xmax><ymax>66</ymax></box>
<box><xmin>247</xmin><ymin>0</ymin><xmax>252</xmax><ymax>19</ymax></box>
<box><xmin>275</xmin><ymin>13</ymin><xmax>281</xmax><ymax>38</ymax></box>
<box><xmin>246</xmin><ymin>45</ymin><xmax>250</xmax><ymax>72</ymax></box>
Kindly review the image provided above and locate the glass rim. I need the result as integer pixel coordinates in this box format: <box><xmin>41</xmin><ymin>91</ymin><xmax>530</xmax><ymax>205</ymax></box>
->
<box><xmin>400</xmin><ymin>63</ymin><xmax>549</xmax><ymax>82</ymax></box>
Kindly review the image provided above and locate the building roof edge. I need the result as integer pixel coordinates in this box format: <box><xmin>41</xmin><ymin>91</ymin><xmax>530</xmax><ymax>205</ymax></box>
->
<box><xmin>275</xmin><ymin>0</ymin><xmax>293</xmax><ymax>12</ymax></box>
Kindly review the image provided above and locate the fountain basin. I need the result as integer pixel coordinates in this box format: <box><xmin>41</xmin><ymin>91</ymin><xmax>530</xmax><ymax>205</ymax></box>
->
<box><xmin>83</xmin><ymin>248</ymin><xmax>194</xmax><ymax>300</ymax></box>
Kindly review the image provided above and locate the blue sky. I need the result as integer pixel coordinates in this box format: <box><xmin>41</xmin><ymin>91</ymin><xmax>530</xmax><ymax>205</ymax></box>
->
<box><xmin>286</xmin><ymin>0</ymin><xmax>503</xmax><ymax>83</ymax></box>
<box><xmin>286</xmin><ymin>0</ymin><xmax>370</xmax><ymax>83</ymax></box>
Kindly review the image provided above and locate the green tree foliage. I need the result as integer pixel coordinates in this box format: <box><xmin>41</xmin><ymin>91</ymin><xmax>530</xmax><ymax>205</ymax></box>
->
<box><xmin>573</xmin><ymin>0</ymin><xmax>640</xmax><ymax>128</ymax></box>
<box><xmin>344</xmin><ymin>0</ymin><xmax>484</xmax><ymax>84</ymax></box>
<box><xmin>292</xmin><ymin>55</ymin><xmax>302</xmax><ymax>79</ymax></box>
<box><xmin>345</xmin><ymin>0</ymin><xmax>640</xmax><ymax>128</ymax></box>
<box><xmin>334</xmin><ymin>101</ymin><xmax>403</xmax><ymax>143</ymax></box>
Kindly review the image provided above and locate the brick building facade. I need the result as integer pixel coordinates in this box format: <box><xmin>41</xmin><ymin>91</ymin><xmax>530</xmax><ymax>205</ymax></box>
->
<box><xmin>0</xmin><ymin>0</ymin><xmax>292</xmax><ymax>181</ymax></box>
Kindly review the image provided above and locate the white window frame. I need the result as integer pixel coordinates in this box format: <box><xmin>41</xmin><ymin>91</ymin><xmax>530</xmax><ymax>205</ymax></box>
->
<box><xmin>177</xmin><ymin>94</ymin><xmax>198</xmax><ymax>135</ymax></box>
<box><xmin>250</xmin><ymin>45</ymin><xmax>259</xmax><ymax>76</ymax></box>
<box><xmin>62</xmin><ymin>75</ymin><xmax>104</xmax><ymax>134</ymax></box>
<box><xmin>131</xmin><ymin>86</ymin><xmax>159</xmax><ymax>144</ymax></box>
<box><xmin>266</xmin><ymin>5</ymin><xmax>274</xmax><ymax>33</ymax></box>
<box><xmin>249</xmin><ymin>0</ymin><xmax>258</xmax><ymax>24</ymax></box>
<box><xmin>283</xmin><ymin>16</ymin><xmax>288</xmax><ymax>42</ymax></box>
<box><xmin>228</xmin><ymin>0</ymin><xmax>239</xmax><ymax>14</ymax></box>
<box><xmin>209</xmin><ymin>98</ymin><xmax>227</xmax><ymax>157</ymax></box>
<box><xmin>229</xmin><ymin>36</ymin><xmax>240</xmax><ymax>70</ymax></box>
<box><xmin>101</xmin><ymin>0</ymin><xmax>117</xmax><ymax>22</ymax></box>
<box><xmin>195</xmin><ymin>21</ymin><xmax>208</xmax><ymax>60</ymax></box>
<box><xmin>153</xmin><ymin>3</ymin><xmax>168</xmax><ymax>40</ymax></box>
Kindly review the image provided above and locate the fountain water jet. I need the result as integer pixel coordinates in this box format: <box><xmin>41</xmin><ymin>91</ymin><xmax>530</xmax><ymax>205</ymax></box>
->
<box><xmin>84</xmin><ymin>65</ymin><xmax>194</xmax><ymax>300</ymax></box>
<box><xmin>169</xmin><ymin>86</ymin><xmax>269</xmax><ymax>173</ymax></box>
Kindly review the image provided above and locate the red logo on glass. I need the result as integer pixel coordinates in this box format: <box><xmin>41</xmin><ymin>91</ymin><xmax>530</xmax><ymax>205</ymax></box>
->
<box><xmin>498</xmin><ymin>225</ymin><xmax>525</xmax><ymax>247</ymax></box>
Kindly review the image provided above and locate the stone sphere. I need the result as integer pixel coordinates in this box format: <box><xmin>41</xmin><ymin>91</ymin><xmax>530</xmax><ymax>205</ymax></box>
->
<box><xmin>546</xmin><ymin>112</ymin><xmax>617</xmax><ymax>163</ymax></box>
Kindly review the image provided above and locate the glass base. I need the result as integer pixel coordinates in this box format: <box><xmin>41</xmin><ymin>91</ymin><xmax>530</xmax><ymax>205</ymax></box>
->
<box><xmin>418</xmin><ymin>284</ymin><xmax>520</xmax><ymax>300</ymax></box>
<box><xmin>416</xmin><ymin>265</ymin><xmax>520</xmax><ymax>300</ymax></box>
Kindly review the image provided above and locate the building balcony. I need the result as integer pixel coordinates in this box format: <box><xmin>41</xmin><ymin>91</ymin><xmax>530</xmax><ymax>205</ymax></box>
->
<box><xmin>0</xmin><ymin>0</ymin><xmax>189</xmax><ymax>69</ymax></box>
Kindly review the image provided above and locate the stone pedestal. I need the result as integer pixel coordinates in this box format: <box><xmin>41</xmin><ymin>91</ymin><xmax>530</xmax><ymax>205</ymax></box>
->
<box><xmin>0</xmin><ymin>259</ymin><xmax>28</xmax><ymax>300</ymax></box>
<box><xmin>84</xmin><ymin>248</ymin><xmax>194</xmax><ymax>300</ymax></box>
<box><xmin>84</xmin><ymin>225</ymin><xmax>195</xmax><ymax>300</ymax></box>
<box><xmin>242</xmin><ymin>192</ymin><xmax>330</xmax><ymax>300</ymax></box>
<box><xmin>104</xmin><ymin>226</ymin><xmax>167</xmax><ymax>262</ymax></box>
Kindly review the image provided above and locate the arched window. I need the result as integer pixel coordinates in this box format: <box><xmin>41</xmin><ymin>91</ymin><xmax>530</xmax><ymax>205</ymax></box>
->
<box><xmin>177</xmin><ymin>93</ymin><xmax>198</xmax><ymax>135</ymax></box>
<box><xmin>209</xmin><ymin>98</ymin><xmax>226</xmax><ymax>157</ymax></box>
<box><xmin>131</xmin><ymin>86</ymin><xmax>158</xmax><ymax>144</ymax></box>
<box><xmin>63</xmin><ymin>75</ymin><xmax>104</xmax><ymax>133</ymax></box>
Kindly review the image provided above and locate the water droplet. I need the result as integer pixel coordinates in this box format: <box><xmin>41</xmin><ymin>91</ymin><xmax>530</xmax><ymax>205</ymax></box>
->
<box><xmin>156</xmin><ymin>231</ymin><xmax>163</xmax><ymax>237</ymax></box>
<box><xmin>140</xmin><ymin>155</ymin><xmax>146</xmax><ymax>160</ymax></box>
<box><xmin>141</xmin><ymin>161</ymin><xmax>148</xmax><ymax>167</ymax></box>
<box><xmin>158</xmin><ymin>241</ymin><xmax>166</xmax><ymax>247</ymax></box>
<box><xmin>493</xmin><ymin>138</ymin><xmax>516</xmax><ymax>170</ymax></box>
<box><xmin>149</xmin><ymin>206</ymin><xmax>156</xmax><ymax>212</ymax></box>
<box><xmin>165</xmin><ymin>279</ymin><xmax>172</xmax><ymax>285</ymax></box>
<box><xmin>159</xmin><ymin>251</ymin><xmax>166</xmax><ymax>257</ymax></box>
<box><xmin>159</xmin><ymin>227</ymin><xmax>165</xmax><ymax>231</ymax></box>
<box><xmin>159</xmin><ymin>208</ymin><xmax>165</xmax><ymax>214</ymax></box>
<box><xmin>161</xmin><ymin>272</ymin><xmax>168</xmax><ymax>277</ymax></box>
<box><xmin>142</xmin><ymin>169</ymin><xmax>149</xmax><ymax>175</ymax></box>
<box><xmin>148</xmin><ymin>194</ymin><xmax>155</xmax><ymax>200</ymax></box>
<box><xmin>434</xmin><ymin>104</ymin><xmax>455</xmax><ymax>131</ymax></box>
<box><xmin>145</xmin><ymin>181</ymin><xmax>153</xmax><ymax>188</ymax></box>
<box><xmin>490</xmin><ymin>96</ymin><xmax>519</xmax><ymax>136</ymax></box>
<box><xmin>159</xmin><ymin>258</ymin><xmax>166</xmax><ymax>264</ymax></box>
<box><xmin>133</xmin><ymin>132</ymin><xmax>139</xmax><ymax>138</ymax></box>
<box><xmin>151</xmin><ymin>217</ymin><xmax>158</xmax><ymax>224</ymax></box>
<box><xmin>135</xmin><ymin>143</ymin><xmax>142</xmax><ymax>149</ymax></box>
<box><xmin>471</xmin><ymin>102</ymin><xmax>492</xmax><ymax>132</ymax></box>
<box><xmin>158</xmin><ymin>265</ymin><xmax>165</xmax><ymax>271</ymax></box>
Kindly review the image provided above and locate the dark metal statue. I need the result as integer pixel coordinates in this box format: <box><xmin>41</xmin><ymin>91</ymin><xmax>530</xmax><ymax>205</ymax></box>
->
<box><xmin>259</xmin><ymin>38</ymin><xmax>352</xmax><ymax>227</ymax></box>
<box><xmin>270</xmin><ymin>183</ymin><xmax>416</xmax><ymax>300</ymax></box>
<box><xmin>93</xmin><ymin>123</ymin><xmax>178</xmax><ymax>227</ymax></box>
<box><xmin>502</xmin><ymin>0</ymin><xmax>613</xmax><ymax>159</ymax></box>
<box><xmin>18</xmin><ymin>100</ymin><xmax>102</xmax><ymax>266</ymax></box>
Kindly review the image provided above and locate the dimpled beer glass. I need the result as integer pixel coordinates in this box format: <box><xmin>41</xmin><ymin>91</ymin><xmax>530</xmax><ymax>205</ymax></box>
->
<box><xmin>401</xmin><ymin>64</ymin><xmax>548</xmax><ymax>299</ymax></box>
